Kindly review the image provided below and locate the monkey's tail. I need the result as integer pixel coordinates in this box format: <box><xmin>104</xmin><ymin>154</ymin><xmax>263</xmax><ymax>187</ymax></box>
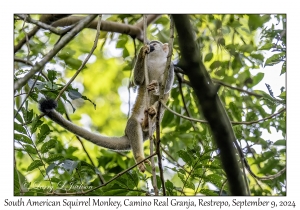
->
<box><xmin>39</xmin><ymin>99</ymin><xmax>131</xmax><ymax>150</ymax></box>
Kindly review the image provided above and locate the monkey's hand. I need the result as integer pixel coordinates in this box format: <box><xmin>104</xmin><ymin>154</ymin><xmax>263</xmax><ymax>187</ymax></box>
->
<box><xmin>147</xmin><ymin>80</ymin><xmax>159</xmax><ymax>94</ymax></box>
<box><xmin>142</xmin><ymin>44</ymin><xmax>151</xmax><ymax>55</ymax></box>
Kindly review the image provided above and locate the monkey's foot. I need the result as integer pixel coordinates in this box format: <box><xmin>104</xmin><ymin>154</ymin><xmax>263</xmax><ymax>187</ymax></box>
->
<box><xmin>144</xmin><ymin>106</ymin><xmax>157</xmax><ymax>119</ymax></box>
<box><xmin>136</xmin><ymin>157</ymin><xmax>147</xmax><ymax>173</ymax></box>
<box><xmin>147</xmin><ymin>80</ymin><xmax>159</xmax><ymax>93</ymax></box>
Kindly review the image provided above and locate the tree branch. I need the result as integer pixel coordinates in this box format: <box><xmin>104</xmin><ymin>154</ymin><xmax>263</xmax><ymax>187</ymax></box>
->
<box><xmin>160</xmin><ymin>91</ymin><xmax>285</xmax><ymax>126</ymax></box>
<box><xmin>16</xmin><ymin>14</ymin><xmax>62</xmax><ymax>35</ymax></box>
<box><xmin>172</xmin><ymin>14</ymin><xmax>247</xmax><ymax>195</ymax></box>
<box><xmin>55</xmin><ymin>15</ymin><xmax>102</xmax><ymax>101</ymax></box>
<box><xmin>14</xmin><ymin>15</ymin><xmax>98</xmax><ymax>92</ymax></box>
<box><xmin>14</xmin><ymin>14</ymin><xmax>70</xmax><ymax>53</ymax></box>
<box><xmin>155</xmin><ymin>15</ymin><xmax>174</xmax><ymax>196</ymax></box>
<box><xmin>52</xmin><ymin>15</ymin><xmax>161</xmax><ymax>42</ymax></box>
<box><xmin>234</xmin><ymin>140</ymin><xmax>286</xmax><ymax>181</ymax></box>
<box><xmin>14</xmin><ymin>57</ymin><xmax>33</xmax><ymax>66</ymax></box>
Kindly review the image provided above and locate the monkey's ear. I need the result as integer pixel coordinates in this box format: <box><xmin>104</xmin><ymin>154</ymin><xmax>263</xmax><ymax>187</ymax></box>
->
<box><xmin>163</xmin><ymin>43</ymin><xmax>169</xmax><ymax>53</ymax></box>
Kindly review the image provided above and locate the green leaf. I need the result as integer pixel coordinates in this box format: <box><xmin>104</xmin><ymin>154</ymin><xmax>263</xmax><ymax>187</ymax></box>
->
<box><xmin>14</xmin><ymin>122</ymin><xmax>27</xmax><ymax>134</ymax></box>
<box><xmin>45</xmin><ymin>81</ymin><xmax>58</xmax><ymax>90</ymax></box>
<box><xmin>278</xmin><ymin>91</ymin><xmax>286</xmax><ymax>100</ymax></box>
<box><xmin>123</xmin><ymin>47</ymin><xmax>130</xmax><ymax>58</ymax></box>
<box><xmin>155</xmin><ymin>175</ymin><xmax>162</xmax><ymax>190</ymax></box>
<box><xmin>58</xmin><ymin>48</ymin><xmax>76</xmax><ymax>60</ymax></box>
<box><xmin>14</xmin><ymin>109</ymin><xmax>24</xmax><ymax>124</ymax></box>
<box><xmin>273</xmin><ymin>139</ymin><xmax>286</xmax><ymax>146</ymax></box>
<box><xmin>265</xmin><ymin>52</ymin><xmax>285</xmax><ymax>67</ymax></box>
<box><xmin>250</xmin><ymin>53</ymin><xmax>264</xmax><ymax>63</ymax></box>
<box><xmin>185</xmin><ymin>180</ymin><xmax>195</xmax><ymax>190</ymax></box>
<box><xmin>280</xmin><ymin>61</ymin><xmax>286</xmax><ymax>75</ymax></box>
<box><xmin>200</xmin><ymin>188</ymin><xmax>218</xmax><ymax>196</ymax></box>
<box><xmin>37</xmin><ymin>124</ymin><xmax>51</xmax><ymax>144</ymax></box>
<box><xmin>204</xmin><ymin>53</ymin><xmax>213</xmax><ymax>62</ymax></box>
<box><xmin>46</xmin><ymin>163</ymin><xmax>56</xmax><ymax>175</ymax></box>
<box><xmin>30</xmin><ymin>117</ymin><xmax>43</xmax><ymax>133</ymax></box>
<box><xmin>81</xmin><ymin>95</ymin><xmax>96</xmax><ymax>109</ymax></box>
<box><xmin>206</xmin><ymin>174</ymin><xmax>224</xmax><ymax>189</ymax></box>
<box><xmin>239</xmin><ymin>44</ymin><xmax>255</xmax><ymax>53</ymax></box>
<box><xmin>47</xmin><ymin>70</ymin><xmax>57</xmax><ymax>82</ymax></box>
<box><xmin>251</xmin><ymin>72</ymin><xmax>264</xmax><ymax>87</ymax></box>
<box><xmin>68</xmin><ymin>89</ymin><xmax>82</xmax><ymax>100</ymax></box>
<box><xmin>21</xmin><ymin>108</ymin><xmax>33</xmax><ymax>123</ymax></box>
<box><xmin>229</xmin><ymin>102</ymin><xmax>242</xmax><ymax>121</ymax></box>
<box><xmin>177</xmin><ymin>150</ymin><xmax>193</xmax><ymax>164</ymax></box>
<box><xmin>41</xmin><ymin>139</ymin><xmax>57</xmax><ymax>153</ymax></box>
<box><xmin>65</xmin><ymin>57</ymin><xmax>83</xmax><ymax>70</ymax></box>
<box><xmin>259</xmin><ymin>42</ymin><xmax>273</xmax><ymax>50</ymax></box>
<box><xmin>27</xmin><ymin>160</ymin><xmax>44</xmax><ymax>172</ymax></box>
<box><xmin>14</xmin><ymin>168</ymin><xmax>28</xmax><ymax>195</ymax></box>
<box><xmin>24</xmin><ymin>145</ymin><xmax>37</xmax><ymax>154</ymax></box>
<box><xmin>210</xmin><ymin>61</ymin><xmax>221</xmax><ymax>70</ymax></box>
<box><xmin>248</xmin><ymin>14</ymin><xmax>270</xmax><ymax>31</ymax></box>
<box><xmin>44</xmin><ymin>154</ymin><xmax>64</xmax><ymax>163</ymax></box>
<box><xmin>14</xmin><ymin>133</ymin><xmax>32</xmax><ymax>144</ymax></box>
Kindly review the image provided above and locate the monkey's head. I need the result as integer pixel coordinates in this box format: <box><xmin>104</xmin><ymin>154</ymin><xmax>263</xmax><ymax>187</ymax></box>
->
<box><xmin>147</xmin><ymin>40</ymin><xmax>169</xmax><ymax>59</ymax></box>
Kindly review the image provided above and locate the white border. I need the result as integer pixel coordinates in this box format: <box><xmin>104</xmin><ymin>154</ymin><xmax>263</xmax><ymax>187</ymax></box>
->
<box><xmin>2</xmin><ymin>1</ymin><xmax>299</xmax><ymax>209</ymax></box>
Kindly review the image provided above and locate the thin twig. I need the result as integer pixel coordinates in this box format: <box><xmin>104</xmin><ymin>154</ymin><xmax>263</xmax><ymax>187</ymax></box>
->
<box><xmin>14</xmin><ymin>25</ymin><xmax>39</xmax><ymax>53</ymax></box>
<box><xmin>155</xmin><ymin>15</ymin><xmax>175</xmax><ymax>196</ymax></box>
<box><xmin>176</xmin><ymin>66</ymin><xmax>271</xmax><ymax>99</ymax></box>
<box><xmin>14</xmin><ymin>15</ymin><xmax>70</xmax><ymax>53</ymax></box>
<box><xmin>161</xmin><ymin>101</ymin><xmax>285</xmax><ymax>126</ymax></box>
<box><xmin>219</xmin><ymin>179</ymin><xmax>228</xmax><ymax>195</ymax></box>
<box><xmin>232</xmin><ymin>108</ymin><xmax>286</xmax><ymax>125</ymax></box>
<box><xmin>16</xmin><ymin>14</ymin><xmax>61</xmax><ymax>35</ymax></box>
<box><xmin>161</xmin><ymin>147</ymin><xmax>189</xmax><ymax>173</ymax></box>
<box><xmin>64</xmin><ymin>109</ymin><xmax>106</xmax><ymax>184</ymax></box>
<box><xmin>234</xmin><ymin>140</ymin><xmax>286</xmax><ymax>181</ymax></box>
<box><xmin>55</xmin><ymin>15</ymin><xmax>102</xmax><ymax>101</ymax></box>
<box><xmin>143</xmin><ymin>15</ymin><xmax>158</xmax><ymax>196</ymax></box>
<box><xmin>180</xmin><ymin>158</ymin><xmax>200</xmax><ymax>196</ymax></box>
<box><xmin>176</xmin><ymin>73</ymin><xmax>197</xmax><ymax>131</ymax></box>
<box><xmin>213</xmin><ymin>79</ymin><xmax>263</xmax><ymax>98</ymax></box>
<box><xmin>14</xmin><ymin>15</ymin><xmax>98</xmax><ymax>91</ymax></box>
<box><xmin>14</xmin><ymin>72</ymin><xmax>41</xmax><ymax>118</ymax></box>
<box><xmin>14</xmin><ymin>57</ymin><xmax>33</xmax><ymax>66</ymax></box>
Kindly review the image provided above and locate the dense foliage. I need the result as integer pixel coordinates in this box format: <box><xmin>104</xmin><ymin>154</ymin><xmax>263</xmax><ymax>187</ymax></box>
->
<box><xmin>14</xmin><ymin>14</ymin><xmax>286</xmax><ymax>196</ymax></box>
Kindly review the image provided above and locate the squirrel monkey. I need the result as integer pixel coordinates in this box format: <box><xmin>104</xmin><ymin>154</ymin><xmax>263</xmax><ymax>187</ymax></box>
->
<box><xmin>39</xmin><ymin>41</ymin><xmax>174</xmax><ymax>172</ymax></box>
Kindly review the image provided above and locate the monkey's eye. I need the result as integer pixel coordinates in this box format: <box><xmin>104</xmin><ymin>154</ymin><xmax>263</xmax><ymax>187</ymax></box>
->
<box><xmin>152</xmin><ymin>43</ymin><xmax>157</xmax><ymax>46</ymax></box>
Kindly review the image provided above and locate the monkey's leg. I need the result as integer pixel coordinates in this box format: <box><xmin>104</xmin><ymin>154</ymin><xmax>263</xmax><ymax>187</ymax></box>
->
<box><xmin>142</xmin><ymin>102</ymin><xmax>158</xmax><ymax>132</ymax></box>
<box><xmin>126</xmin><ymin>117</ymin><xmax>148</xmax><ymax>172</ymax></box>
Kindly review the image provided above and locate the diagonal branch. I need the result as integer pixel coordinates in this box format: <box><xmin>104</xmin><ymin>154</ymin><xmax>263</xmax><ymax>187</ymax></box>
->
<box><xmin>55</xmin><ymin>15</ymin><xmax>102</xmax><ymax>101</ymax></box>
<box><xmin>16</xmin><ymin>14</ymin><xmax>62</xmax><ymax>35</ymax></box>
<box><xmin>14</xmin><ymin>14</ymin><xmax>71</xmax><ymax>53</ymax></box>
<box><xmin>52</xmin><ymin>15</ymin><xmax>161</xmax><ymax>42</ymax></box>
<box><xmin>161</xmin><ymin>101</ymin><xmax>285</xmax><ymax>126</ymax></box>
<box><xmin>155</xmin><ymin>15</ymin><xmax>175</xmax><ymax>196</ymax></box>
<box><xmin>14</xmin><ymin>15</ymin><xmax>98</xmax><ymax>92</ymax></box>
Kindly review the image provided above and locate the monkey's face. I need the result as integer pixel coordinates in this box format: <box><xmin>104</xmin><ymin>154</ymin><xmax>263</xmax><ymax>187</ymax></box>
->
<box><xmin>148</xmin><ymin>41</ymin><xmax>169</xmax><ymax>58</ymax></box>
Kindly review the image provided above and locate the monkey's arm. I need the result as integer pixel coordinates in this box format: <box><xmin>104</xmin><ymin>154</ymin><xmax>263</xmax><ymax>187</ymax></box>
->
<box><xmin>39</xmin><ymin>99</ymin><xmax>131</xmax><ymax>150</ymax></box>
<box><xmin>133</xmin><ymin>45</ymin><xmax>149</xmax><ymax>85</ymax></box>
<box><xmin>163</xmin><ymin>63</ymin><xmax>175</xmax><ymax>94</ymax></box>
